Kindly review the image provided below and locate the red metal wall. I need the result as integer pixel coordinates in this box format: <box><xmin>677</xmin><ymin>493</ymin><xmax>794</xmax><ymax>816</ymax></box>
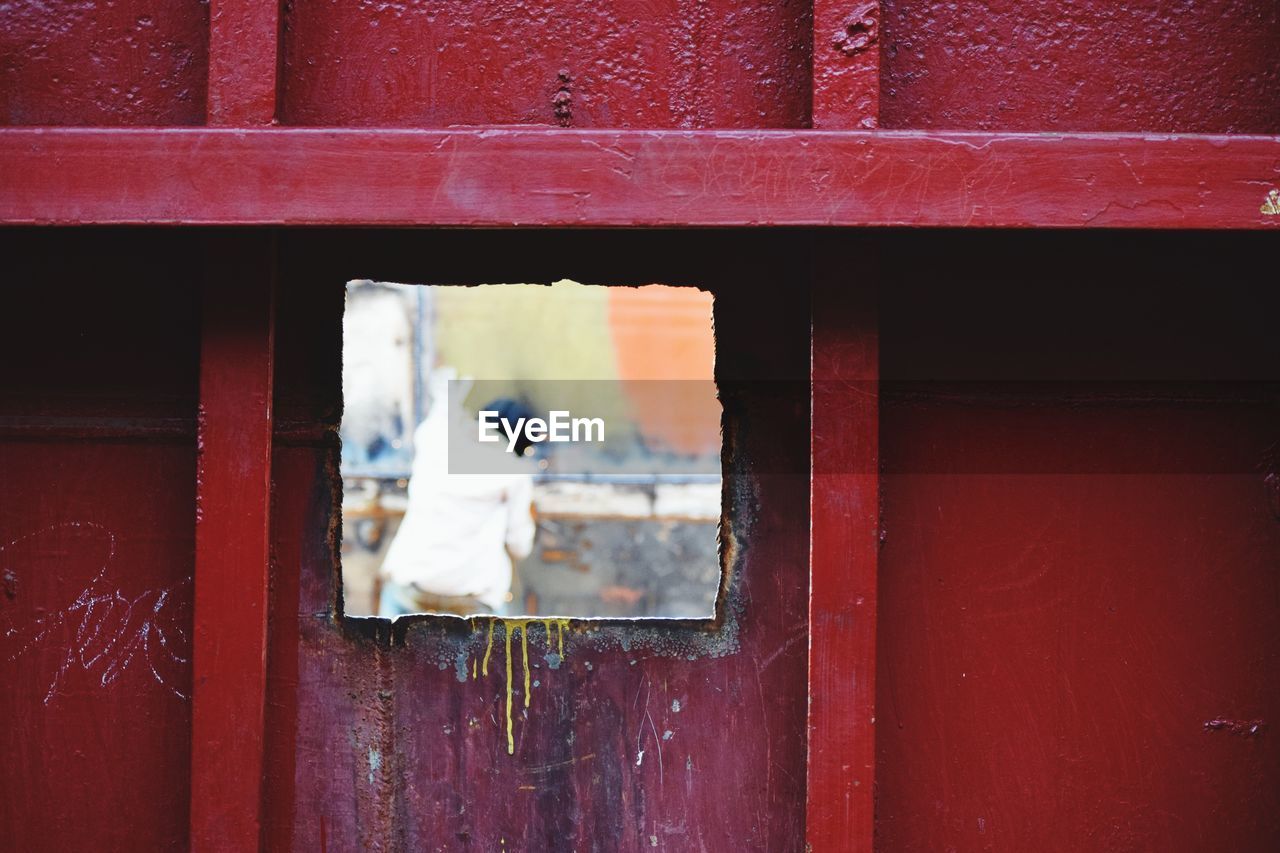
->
<box><xmin>8</xmin><ymin>0</ymin><xmax>1278</xmax><ymax>132</ymax></box>
<box><xmin>876</xmin><ymin>232</ymin><xmax>1280</xmax><ymax>851</ymax></box>
<box><xmin>2</xmin><ymin>230</ymin><xmax>1278</xmax><ymax>850</ymax></box>
<box><xmin>261</xmin><ymin>232</ymin><xmax>813</xmax><ymax>851</ymax></box>
<box><xmin>0</xmin><ymin>232</ymin><xmax>200</xmax><ymax>849</ymax></box>
<box><xmin>279</xmin><ymin>0</ymin><xmax>813</xmax><ymax>127</ymax></box>
<box><xmin>0</xmin><ymin>1</ymin><xmax>208</xmax><ymax>125</ymax></box>
<box><xmin>3</xmin><ymin>0</ymin><xmax>1280</xmax><ymax>850</ymax></box>
<box><xmin>880</xmin><ymin>0</ymin><xmax>1280</xmax><ymax>132</ymax></box>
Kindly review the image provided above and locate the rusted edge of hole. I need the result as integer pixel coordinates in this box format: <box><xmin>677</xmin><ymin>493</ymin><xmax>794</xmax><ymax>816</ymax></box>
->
<box><xmin>327</xmin><ymin>280</ymin><xmax>758</xmax><ymax>664</ymax></box>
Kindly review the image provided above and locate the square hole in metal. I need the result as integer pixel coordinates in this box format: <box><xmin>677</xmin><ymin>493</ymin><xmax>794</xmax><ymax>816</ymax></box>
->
<box><xmin>340</xmin><ymin>280</ymin><xmax>722</xmax><ymax>620</ymax></box>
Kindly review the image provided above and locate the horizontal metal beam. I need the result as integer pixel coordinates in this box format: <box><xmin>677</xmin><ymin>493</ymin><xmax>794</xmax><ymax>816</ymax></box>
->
<box><xmin>2</xmin><ymin>128</ymin><xmax>1278</xmax><ymax>228</ymax></box>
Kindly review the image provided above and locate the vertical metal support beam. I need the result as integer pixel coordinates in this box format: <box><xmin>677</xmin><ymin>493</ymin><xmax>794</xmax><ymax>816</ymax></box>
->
<box><xmin>207</xmin><ymin>0</ymin><xmax>282</xmax><ymax>125</ymax></box>
<box><xmin>807</xmin><ymin>236</ymin><xmax>879</xmax><ymax>850</ymax></box>
<box><xmin>813</xmin><ymin>1</ymin><xmax>881</xmax><ymax>128</ymax></box>
<box><xmin>191</xmin><ymin>233</ymin><xmax>276</xmax><ymax>852</ymax></box>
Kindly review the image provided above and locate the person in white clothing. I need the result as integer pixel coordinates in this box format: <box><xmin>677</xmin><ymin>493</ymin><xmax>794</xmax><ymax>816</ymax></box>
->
<box><xmin>378</xmin><ymin>375</ymin><xmax>536</xmax><ymax>617</ymax></box>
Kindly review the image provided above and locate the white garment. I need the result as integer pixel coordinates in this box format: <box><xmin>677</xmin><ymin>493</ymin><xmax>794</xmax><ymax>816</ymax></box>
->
<box><xmin>381</xmin><ymin>396</ymin><xmax>535</xmax><ymax>610</ymax></box>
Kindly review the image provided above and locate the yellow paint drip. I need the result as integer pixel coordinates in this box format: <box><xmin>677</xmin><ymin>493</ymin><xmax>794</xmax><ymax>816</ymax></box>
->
<box><xmin>541</xmin><ymin>617</ymin><xmax>569</xmax><ymax>658</ymax></box>
<box><xmin>504</xmin><ymin>622</ymin><xmax>514</xmax><ymax>754</ymax></box>
<box><xmin>481</xmin><ymin>619</ymin><xmax>495</xmax><ymax>677</ymax></box>
<box><xmin>476</xmin><ymin>616</ymin><xmax>573</xmax><ymax>757</ymax></box>
<box><xmin>520</xmin><ymin>623</ymin><xmax>531</xmax><ymax>709</ymax></box>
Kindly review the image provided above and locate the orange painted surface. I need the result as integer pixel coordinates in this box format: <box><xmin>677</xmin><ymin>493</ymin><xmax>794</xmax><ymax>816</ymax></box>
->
<box><xmin>608</xmin><ymin>286</ymin><xmax>719</xmax><ymax>457</ymax></box>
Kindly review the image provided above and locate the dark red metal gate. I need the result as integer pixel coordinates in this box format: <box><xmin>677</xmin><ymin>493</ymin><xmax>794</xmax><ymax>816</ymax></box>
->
<box><xmin>2</xmin><ymin>2</ymin><xmax>1278</xmax><ymax>851</ymax></box>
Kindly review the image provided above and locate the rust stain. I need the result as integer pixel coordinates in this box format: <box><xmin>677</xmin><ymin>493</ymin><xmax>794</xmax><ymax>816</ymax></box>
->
<box><xmin>552</xmin><ymin>69</ymin><xmax>573</xmax><ymax>128</ymax></box>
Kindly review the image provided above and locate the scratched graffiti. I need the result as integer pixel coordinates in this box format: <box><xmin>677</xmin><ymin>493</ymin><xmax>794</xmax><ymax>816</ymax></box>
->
<box><xmin>0</xmin><ymin>522</ymin><xmax>191</xmax><ymax>705</ymax></box>
<box><xmin>634</xmin><ymin>677</ymin><xmax>665</xmax><ymax>784</ymax></box>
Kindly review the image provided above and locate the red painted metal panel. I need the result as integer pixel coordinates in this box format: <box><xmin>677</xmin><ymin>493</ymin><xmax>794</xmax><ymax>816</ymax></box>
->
<box><xmin>874</xmin><ymin>231</ymin><xmax>1280</xmax><ymax>851</ymax></box>
<box><xmin>260</xmin><ymin>234</ymin><xmax>812</xmax><ymax>850</ymax></box>
<box><xmin>190</xmin><ymin>234</ymin><xmax>277</xmax><ymax>851</ymax></box>
<box><xmin>0</xmin><ymin>231</ymin><xmax>199</xmax><ymax>851</ymax></box>
<box><xmin>3</xmin><ymin>129</ymin><xmax>1280</xmax><ymax>228</ymax></box>
<box><xmin>208</xmin><ymin>0</ymin><xmax>282</xmax><ymax>125</ymax></box>
<box><xmin>878</xmin><ymin>417</ymin><xmax>1280</xmax><ymax>850</ymax></box>
<box><xmin>0</xmin><ymin>3</ymin><xmax>1275</xmax><ymax>853</ymax></box>
<box><xmin>813</xmin><ymin>1</ymin><xmax>880</xmax><ymax>129</ymax></box>
<box><xmin>3</xmin><ymin>224</ymin><xmax>1277</xmax><ymax>853</ymax></box>
<box><xmin>0</xmin><ymin>445</ymin><xmax>196</xmax><ymax>851</ymax></box>
<box><xmin>279</xmin><ymin>0</ymin><xmax>811</xmax><ymax>128</ymax></box>
<box><xmin>881</xmin><ymin>0</ymin><xmax>1280</xmax><ymax>133</ymax></box>
<box><xmin>0</xmin><ymin>1</ymin><xmax>209</xmax><ymax>126</ymax></box>
<box><xmin>808</xmin><ymin>238</ymin><xmax>879</xmax><ymax>850</ymax></box>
